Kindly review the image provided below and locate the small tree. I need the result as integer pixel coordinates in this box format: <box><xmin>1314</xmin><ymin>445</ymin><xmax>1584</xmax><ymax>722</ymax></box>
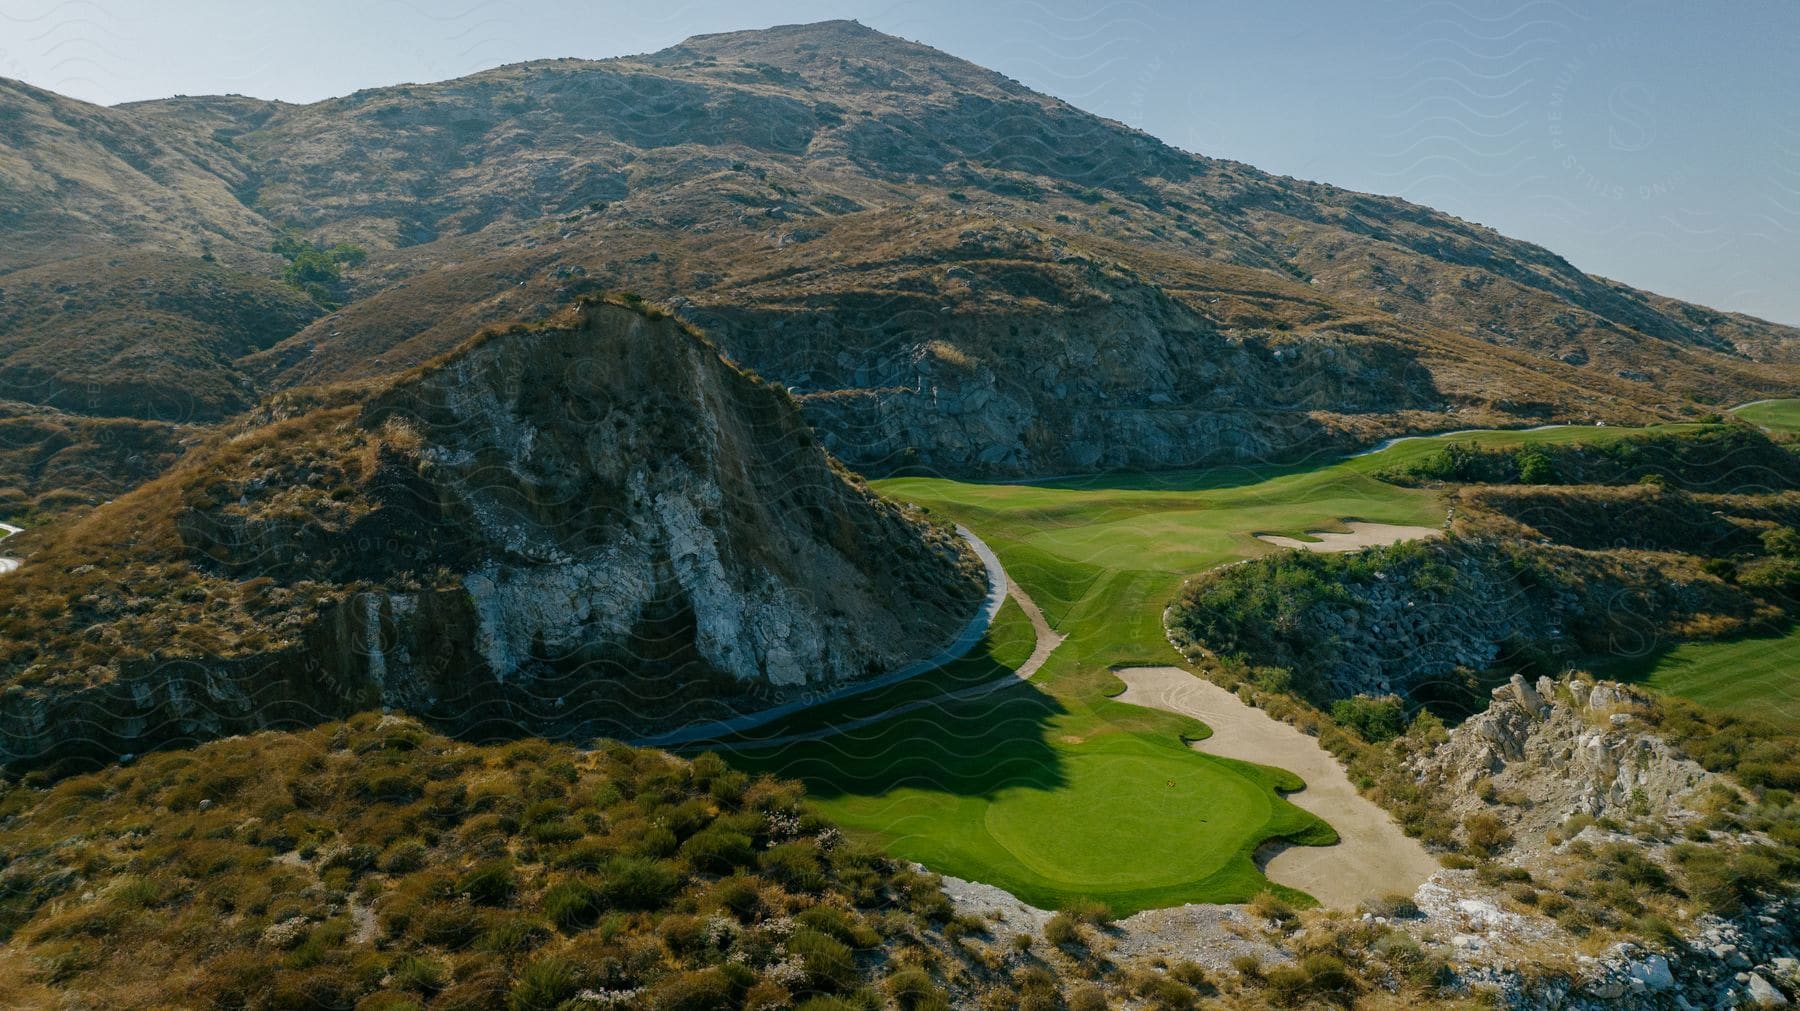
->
<box><xmin>1331</xmin><ymin>694</ymin><xmax>1407</xmax><ymax>743</ymax></box>
<box><xmin>1515</xmin><ymin>447</ymin><xmax>1555</xmax><ymax>484</ymax></box>
<box><xmin>271</xmin><ymin>231</ymin><xmax>367</xmax><ymax>305</ymax></box>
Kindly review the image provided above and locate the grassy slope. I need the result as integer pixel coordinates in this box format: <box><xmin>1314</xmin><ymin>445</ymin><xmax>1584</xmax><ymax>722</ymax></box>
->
<box><xmin>1735</xmin><ymin>398</ymin><xmax>1800</xmax><ymax>434</ymax></box>
<box><xmin>722</xmin><ymin>421</ymin><xmax>1730</xmax><ymax>913</ymax></box>
<box><xmin>1597</xmin><ymin>630</ymin><xmax>1800</xmax><ymax>729</ymax></box>
<box><xmin>1576</xmin><ymin>406</ymin><xmax>1800</xmax><ymax>729</ymax></box>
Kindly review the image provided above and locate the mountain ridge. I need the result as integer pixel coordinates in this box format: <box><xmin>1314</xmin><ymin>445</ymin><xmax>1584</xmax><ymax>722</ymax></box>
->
<box><xmin>0</xmin><ymin>18</ymin><xmax>1794</xmax><ymax>484</ymax></box>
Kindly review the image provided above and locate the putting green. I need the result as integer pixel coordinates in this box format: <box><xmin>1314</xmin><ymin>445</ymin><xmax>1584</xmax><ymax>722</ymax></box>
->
<box><xmin>720</xmin><ymin>421</ymin><xmax>1720</xmax><ymax>913</ymax></box>
<box><xmin>983</xmin><ymin>745</ymin><xmax>1281</xmax><ymax>887</ymax></box>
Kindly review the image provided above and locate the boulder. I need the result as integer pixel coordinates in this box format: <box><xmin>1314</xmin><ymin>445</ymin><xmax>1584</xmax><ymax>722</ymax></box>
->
<box><xmin>1748</xmin><ymin>972</ymin><xmax>1789</xmax><ymax>1006</ymax></box>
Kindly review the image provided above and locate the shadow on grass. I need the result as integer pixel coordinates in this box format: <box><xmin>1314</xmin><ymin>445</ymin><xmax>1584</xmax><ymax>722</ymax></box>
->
<box><xmin>963</xmin><ymin>455</ymin><xmax>1339</xmax><ymax>495</ymax></box>
<box><xmin>722</xmin><ymin>676</ymin><xmax>1071</xmax><ymax>800</ymax></box>
<box><xmin>1583</xmin><ymin>621</ymin><xmax>1800</xmax><ymax>717</ymax></box>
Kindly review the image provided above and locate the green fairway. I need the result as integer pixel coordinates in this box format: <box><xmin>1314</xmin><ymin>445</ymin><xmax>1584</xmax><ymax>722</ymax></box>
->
<box><xmin>719</xmin><ymin>421</ymin><xmax>1717</xmax><ymax>913</ymax></box>
<box><xmin>1598</xmin><ymin>626</ymin><xmax>1800</xmax><ymax>730</ymax></box>
<box><xmin>1735</xmin><ymin>399</ymin><xmax>1800</xmax><ymax>434</ymax></box>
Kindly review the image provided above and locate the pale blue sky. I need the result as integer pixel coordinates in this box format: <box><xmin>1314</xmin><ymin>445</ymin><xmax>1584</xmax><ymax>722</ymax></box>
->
<box><xmin>3</xmin><ymin>0</ymin><xmax>1796</xmax><ymax>324</ymax></box>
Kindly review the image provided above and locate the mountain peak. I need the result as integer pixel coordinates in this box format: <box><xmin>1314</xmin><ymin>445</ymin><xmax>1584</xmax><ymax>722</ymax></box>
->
<box><xmin>671</xmin><ymin>18</ymin><xmax>886</xmax><ymax>51</ymax></box>
<box><xmin>654</xmin><ymin>18</ymin><xmax>960</xmax><ymax>71</ymax></box>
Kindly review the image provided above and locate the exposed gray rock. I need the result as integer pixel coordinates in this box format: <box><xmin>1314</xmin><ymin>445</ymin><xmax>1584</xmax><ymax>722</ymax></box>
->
<box><xmin>1412</xmin><ymin>676</ymin><xmax>1712</xmax><ymax>850</ymax></box>
<box><xmin>689</xmin><ymin>273</ymin><xmax>1439</xmax><ymax>478</ymax></box>
<box><xmin>1749</xmin><ymin>972</ymin><xmax>1789</xmax><ymax>1006</ymax></box>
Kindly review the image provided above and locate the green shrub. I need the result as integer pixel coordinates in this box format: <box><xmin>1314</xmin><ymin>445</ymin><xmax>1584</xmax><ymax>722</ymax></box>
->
<box><xmin>1516</xmin><ymin>448</ymin><xmax>1556</xmax><ymax>484</ymax></box>
<box><xmin>387</xmin><ymin>953</ymin><xmax>447</xmax><ymax>994</ymax></box>
<box><xmin>681</xmin><ymin>827</ymin><xmax>755</xmax><ymax>874</ymax></box>
<box><xmin>1263</xmin><ymin>953</ymin><xmax>1356</xmax><ymax>1008</ymax></box>
<box><xmin>507</xmin><ymin>955</ymin><xmax>581</xmax><ymax>1011</ymax></box>
<box><xmin>456</xmin><ymin>860</ymin><xmax>517</xmax><ymax>906</ymax></box>
<box><xmin>1133</xmin><ymin>976</ymin><xmax>1197</xmax><ymax>1010</ymax></box>
<box><xmin>1330</xmin><ymin>695</ymin><xmax>1407</xmax><ymax>743</ymax></box>
<box><xmin>1246</xmin><ymin>890</ymin><xmax>1296</xmax><ymax>925</ymax></box>
<box><xmin>1043</xmin><ymin>912</ymin><xmax>1080</xmax><ymax>945</ymax></box>
<box><xmin>598</xmin><ymin>857</ymin><xmax>681</xmax><ymax>911</ymax></box>
<box><xmin>381</xmin><ymin>840</ymin><xmax>429</xmax><ymax>874</ymax></box>
<box><xmin>1066</xmin><ymin>985</ymin><xmax>1109</xmax><ymax>1011</ymax></box>
<box><xmin>788</xmin><ymin>928</ymin><xmax>857</xmax><ymax>992</ymax></box>
<box><xmin>412</xmin><ymin>903</ymin><xmax>485</xmax><ymax>949</ymax></box>
<box><xmin>478</xmin><ymin>914</ymin><xmax>549</xmax><ymax>956</ymax></box>
<box><xmin>541</xmin><ymin>877</ymin><xmax>602</xmax><ymax>933</ymax></box>
<box><xmin>887</xmin><ymin>968</ymin><xmax>948</xmax><ymax>1011</ymax></box>
<box><xmin>759</xmin><ymin>842</ymin><xmax>826</xmax><ymax>893</ymax></box>
<box><xmin>707</xmin><ymin>874</ymin><xmax>763</xmax><ymax>920</ymax></box>
<box><xmin>650</xmin><ymin>967</ymin><xmax>737</xmax><ymax>1011</ymax></box>
<box><xmin>1462</xmin><ymin>813</ymin><xmax>1513</xmax><ymax>856</ymax></box>
<box><xmin>1764</xmin><ymin>527</ymin><xmax>1800</xmax><ymax>559</ymax></box>
<box><xmin>797</xmin><ymin>905</ymin><xmax>881</xmax><ymax>948</ymax></box>
<box><xmin>1363</xmin><ymin>892</ymin><xmax>1421</xmax><ymax>919</ymax></box>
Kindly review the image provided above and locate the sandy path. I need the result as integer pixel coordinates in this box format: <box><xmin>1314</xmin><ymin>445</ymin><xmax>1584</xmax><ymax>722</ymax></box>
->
<box><xmin>1113</xmin><ymin>666</ymin><xmax>1439</xmax><ymax>908</ymax></box>
<box><xmin>1255</xmin><ymin>521</ymin><xmax>1441</xmax><ymax>553</ymax></box>
<box><xmin>1008</xmin><ymin>576</ymin><xmax>1066</xmax><ymax>680</ymax></box>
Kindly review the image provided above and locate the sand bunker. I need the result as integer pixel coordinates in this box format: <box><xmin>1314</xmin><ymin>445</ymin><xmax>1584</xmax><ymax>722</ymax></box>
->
<box><xmin>1255</xmin><ymin>521</ymin><xmax>1441</xmax><ymax>553</ymax></box>
<box><xmin>1113</xmin><ymin>666</ymin><xmax>1440</xmax><ymax>908</ymax></box>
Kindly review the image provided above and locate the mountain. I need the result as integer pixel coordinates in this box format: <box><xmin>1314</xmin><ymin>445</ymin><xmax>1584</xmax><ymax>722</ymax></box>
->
<box><xmin>1</xmin><ymin>19</ymin><xmax>1796</xmax><ymax>486</ymax></box>
<box><xmin>0</xmin><ymin>298</ymin><xmax>986</xmax><ymax>767</ymax></box>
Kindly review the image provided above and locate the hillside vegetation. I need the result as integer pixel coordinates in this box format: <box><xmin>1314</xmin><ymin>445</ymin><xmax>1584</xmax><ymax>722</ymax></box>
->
<box><xmin>0</xmin><ymin>716</ymin><xmax>975</xmax><ymax>1010</ymax></box>
<box><xmin>2</xmin><ymin>20</ymin><xmax>1794</xmax><ymax>496</ymax></box>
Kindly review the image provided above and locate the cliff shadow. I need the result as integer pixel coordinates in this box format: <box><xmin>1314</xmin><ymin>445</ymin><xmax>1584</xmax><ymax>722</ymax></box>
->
<box><xmin>717</xmin><ymin>675</ymin><xmax>1071</xmax><ymax>801</ymax></box>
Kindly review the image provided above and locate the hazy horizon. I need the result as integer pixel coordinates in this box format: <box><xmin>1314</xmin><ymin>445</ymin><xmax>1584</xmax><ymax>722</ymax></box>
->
<box><xmin>3</xmin><ymin>0</ymin><xmax>1796</xmax><ymax>326</ymax></box>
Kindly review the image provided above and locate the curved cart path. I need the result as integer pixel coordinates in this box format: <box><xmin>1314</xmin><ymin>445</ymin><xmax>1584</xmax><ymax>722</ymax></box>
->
<box><xmin>632</xmin><ymin>525</ymin><xmax>1029</xmax><ymax>749</ymax></box>
<box><xmin>1113</xmin><ymin>666</ymin><xmax>1440</xmax><ymax>908</ymax></box>
<box><xmin>1008</xmin><ymin>576</ymin><xmax>1066</xmax><ymax>681</ymax></box>
<box><xmin>689</xmin><ymin>576</ymin><xmax>1063</xmax><ymax>752</ymax></box>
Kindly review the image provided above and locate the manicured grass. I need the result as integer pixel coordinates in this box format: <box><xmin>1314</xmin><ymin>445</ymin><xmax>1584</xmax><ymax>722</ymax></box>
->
<box><xmin>721</xmin><ymin>422</ymin><xmax>1721</xmax><ymax>913</ymax></box>
<box><xmin>1735</xmin><ymin>399</ymin><xmax>1800</xmax><ymax>434</ymax></box>
<box><xmin>1598</xmin><ymin>626</ymin><xmax>1800</xmax><ymax>730</ymax></box>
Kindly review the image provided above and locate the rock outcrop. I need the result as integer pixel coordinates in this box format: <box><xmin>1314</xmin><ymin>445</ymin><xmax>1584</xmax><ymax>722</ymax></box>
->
<box><xmin>1167</xmin><ymin>523</ymin><xmax>1771</xmax><ymax>712</ymax></box>
<box><xmin>1412</xmin><ymin>676</ymin><xmax>1714</xmax><ymax>850</ymax></box>
<box><xmin>0</xmin><ymin>299</ymin><xmax>988</xmax><ymax>766</ymax></box>
<box><xmin>681</xmin><ymin>266</ymin><xmax>1441</xmax><ymax>477</ymax></box>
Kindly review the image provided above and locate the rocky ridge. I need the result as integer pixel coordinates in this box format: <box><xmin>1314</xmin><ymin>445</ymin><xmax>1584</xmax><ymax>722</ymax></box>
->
<box><xmin>0</xmin><ymin>299</ymin><xmax>986</xmax><ymax>766</ymax></box>
<box><xmin>1405</xmin><ymin>677</ymin><xmax>1798</xmax><ymax>1009</ymax></box>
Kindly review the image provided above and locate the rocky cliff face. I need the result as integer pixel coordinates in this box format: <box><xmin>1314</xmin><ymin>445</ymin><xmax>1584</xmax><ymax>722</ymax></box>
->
<box><xmin>683</xmin><ymin>256</ymin><xmax>1439</xmax><ymax>476</ymax></box>
<box><xmin>1167</xmin><ymin>511</ymin><xmax>1779</xmax><ymax>712</ymax></box>
<box><xmin>0</xmin><ymin>299</ymin><xmax>986</xmax><ymax>766</ymax></box>
<box><xmin>1415</xmin><ymin>676</ymin><xmax>1714</xmax><ymax>850</ymax></box>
